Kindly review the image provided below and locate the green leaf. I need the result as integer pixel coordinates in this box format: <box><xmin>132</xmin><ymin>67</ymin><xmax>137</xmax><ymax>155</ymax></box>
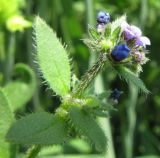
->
<box><xmin>0</xmin><ymin>89</ymin><xmax>14</xmax><ymax>158</ymax></box>
<box><xmin>38</xmin><ymin>155</ymin><xmax>105</xmax><ymax>158</ymax></box>
<box><xmin>135</xmin><ymin>156</ymin><xmax>160</xmax><ymax>158</ymax></box>
<box><xmin>88</xmin><ymin>25</ymin><xmax>99</xmax><ymax>40</ymax></box>
<box><xmin>93</xmin><ymin>109</ymin><xmax>108</xmax><ymax>118</ymax></box>
<box><xmin>4</xmin><ymin>82</ymin><xmax>32</xmax><ymax>111</ymax></box>
<box><xmin>111</xmin><ymin>26</ymin><xmax>121</xmax><ymax>43</ymax></box>
<box><xmin>6</xmin><ymin>112</ymin><xmax>68</xmax><ymax>145</ymax></box>
<box><xmin>111</xmin><ymin>15</ymin><xmax>126</xmax><ymax>33</ymax></box>
<box><xmin>68</xmin><ymin>107</ymin><xmax>107</xmax><ymax>152</ymax></box>
<box><xmin>3</xmin><ymin>63</ymin><xmax>36</xmax><ymax>111</ymax></box>
<box><xmin>115</xmin><ymin>66</ymin><xmax>149</xmax><ymax>94</ymax></box>
<box><xmin>96</xmin><ymin>91</ymin><xmax>112</xmax><ymax>100</ymax></box>
<box><xmin>33</xmin><ymin>16</ymin><xmax>71</xmax><ymax>96</ymax></box>
<box><xmin>104</xmin><ymin>23</ymin><xmax>111</xmax><ymax>37</ymax></box>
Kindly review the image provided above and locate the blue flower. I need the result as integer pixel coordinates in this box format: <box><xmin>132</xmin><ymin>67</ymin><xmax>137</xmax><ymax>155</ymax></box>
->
<box><xmin>111</xmin><ymin>44</ymin><xmax>130</xmax><ymax>61</ymax></box>
<box><xmin>97</xmin><ymin>11</ymin><xmax>110</xmax><ymax>24</ymax></box>
<box><xmin>110</xmin><ymin>89</ymin><xmax>123</xmax><ymax>103</ymax></box>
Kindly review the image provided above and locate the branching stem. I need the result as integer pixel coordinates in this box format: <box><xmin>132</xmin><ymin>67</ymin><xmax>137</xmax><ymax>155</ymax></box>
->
<box><xmin>74</xmin><ymin>52</ymin><xmax>108</xmax><ymax>96</ymax></box>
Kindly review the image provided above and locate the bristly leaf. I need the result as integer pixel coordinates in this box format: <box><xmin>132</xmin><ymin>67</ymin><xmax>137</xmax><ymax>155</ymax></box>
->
<box><xmin>104</xmin><ymin>23</ymin><xmax>111</xmax><ymax>37</ymax></box>
<box><xmin>111</xmin><ymin>15</ymin><xmax>126</xmax><ymax>33</ymax></box>
<box><xmin>3</xmin><ymin>63</ymin><xmax>36</xmax><ymax>111</ymax></box>
<box><xmin>33</xmin><ymin>16</ymin><xmax>71</xmax><ymax>96</ymax></box>
<box><xmin>0</xmin><ymin>89</ymin><xmax>14</xmax><ymax>158</ymax></box>
<box><xmin>114</xmin><ymin>66</ymin><xmax>149</xmax><ymax>94</ymax></box>
<box><xmin>88</xmin><ymin>25</ymin><xmax>100</xmax><ymax>40</ymax></box>
<box><xmin>6</xmin><ymin>112</ymin><xmax>68</xmax><ymax>145</ymax></box>
<box><xmin>68</xmin><ymin>106</ymin><xmax>107</xmax><ymax>152</ymax></box>
<box><xmin>111</xmin><ymin>27</ymin><xmax>121</xmax><ymax>44</ymax></box>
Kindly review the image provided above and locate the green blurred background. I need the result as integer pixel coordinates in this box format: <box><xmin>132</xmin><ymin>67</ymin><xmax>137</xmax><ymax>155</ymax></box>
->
<box><xmin>0</xmin><ymin>0</ymin><xmax>160</xmax><ymax>158</ymax></box>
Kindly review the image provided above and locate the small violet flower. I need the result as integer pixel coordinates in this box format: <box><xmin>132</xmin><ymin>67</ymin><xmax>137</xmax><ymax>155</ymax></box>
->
<box><xmin>121</xmin><ymin>22</ymin><xmax>151</xmax><ymax>47</ymax></box>
<box><xmin>111</xmin><ymin>44</ymin><xmax>130</xmax><ymax>61</ymax></box>
<box><xmin>135</xmin><ymin>36</ymin><xmax>151</xmax><ymax>47</ymax></box>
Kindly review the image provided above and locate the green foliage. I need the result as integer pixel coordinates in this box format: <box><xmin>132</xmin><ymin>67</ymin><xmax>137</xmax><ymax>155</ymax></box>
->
<box><xmin>111</xmin><ymin>26</ymin><xmax>121</xmax><ymax>44</ymax></box>
<box><xmin>0</xmin><ymin>0</ymin><xmax>159</xmax><ymax>157</ymax></box>
<box><xmin>83</xmin><ymin>93</ymin><xmax>112</xmax><ymax>118</ymax></box>
<box><xmin>38</xmin><ymin>155</ymin><xmax>105</xmax><ymax>158</ymax></box>
<box><xmin>33</xmin><ymin>16</ymin><xmax>71</xmax><ymax>96</ymax></box>
<box><xmin>38</xmin><ymin>154</ymin><xmax>106</xmax><ymax>158</ymax></box>
<box><xmin>3</xmin><ymin>63</ymin><xmax>36</xmax><ymax>111</ymax></box>
<box><xmin>88</xmin><ymin>25</ymin><xmax>100</xmax><ymax>40</ymax></box>
<box><xmin>135</xmin><ymin>156</ymin><xmax>160</xmax><ymax>158</ymax></box>
<box><xmin>6</xmin><ymin>112</ymin><xmax>68</xmax><ymax>145</ymax></box>
<box><xmin>68</xmin><ymin>106</ymin><xmax>107</xmax><ymax>152</ymax></box>
<box><xmin>110</xmin><ymin>15</ymin><xmax>126</xmax><ymax>34</ymax></box>
<box><xmin>0</xmin><ymin>89</ymin><xmax>14</xmax><ymax>158</ymax></box>
<box><xmin>114</xmin><ymin>66</ymin><xmax>149</xmax><ymax>94</ymax></box>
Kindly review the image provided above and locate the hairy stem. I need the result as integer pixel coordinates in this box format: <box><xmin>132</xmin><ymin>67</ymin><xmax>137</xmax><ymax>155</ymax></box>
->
<box><xmin>26</xmin><ymin>145</ymin><xmax>41</xmax><ymax>158</ymax></box>
<box><xmin>74</xmin><ymin>52</ymin><xmax>108</xmax><ymax>96</ymax></box>
<box><xmin>80</xmin><ymin>2</ymin><xmax>116</xmax><ymax>157</ymax></box>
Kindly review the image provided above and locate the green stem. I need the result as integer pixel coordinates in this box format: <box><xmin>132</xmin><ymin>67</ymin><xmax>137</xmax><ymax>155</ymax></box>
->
<box><xmin>124</xmin><ymin>83</ymin><xmax>138</xmax><ymax>158</ymax></box>
<box><xmin>74</xmin><ymin>52</ymin><xmax>107</xmax><ymax>95</ymax></box>
<box><xmin>4</xmin><ymin>33</ymin><xmax>15</xmax><ymax>83</ymax></box>
<box><xmin>26</xmin><ymin>145</ymin><xmax>41</xmax><ymax>158</ymax></box>
<box><xmin>85</xmin><ymin>0</ymin><xmax>94</xmax><ymax>26</ymax></box>
<box><xmin>84</xmin><ymin>1</ymin><xmax>116</xmax><ymax>157</ymax></box>
<box><xmin>140</xmin><ymin>0</ymin><xmax>148</xmax><ymax>28</ymax></box>
<box><xmin>123</xmin><ymin>1</ymin><xmax>148</xmax><ymax>157</ymax></box>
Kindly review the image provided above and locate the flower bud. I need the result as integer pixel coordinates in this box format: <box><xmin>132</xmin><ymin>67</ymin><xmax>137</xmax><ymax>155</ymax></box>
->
<box><xmin>110</xmin><ymin>89</ymin><xmax>123</xmax><ymax>104</ymax></box>
<box><xmin>97</xmin><ymin>23</ymin><xmax>106</xmax><ymax>33</ymax></box>
<box><xmin>97</xmin><ymin>11</ymin><xmax>110</xmax><ymax>24</ymax></box>
<box><xmin>134</xmin><ymin>51</ymin><xmax>145</xmax><ymax>62</ymax></box>
<box><xmin>99</xmin><ymin>39</ymin><xmax>113</xmax><ymax>50</ymax></box>
<box><xmin>111</xmin><ymin>44</ymin><xmax>130</xmax><ymax>61</ymax></box>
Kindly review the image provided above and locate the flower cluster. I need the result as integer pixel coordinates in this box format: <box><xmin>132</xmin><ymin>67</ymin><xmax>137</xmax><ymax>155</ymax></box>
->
<box><xmin>119</xmin><ymin>21</ymin><xmax>150</xmax><ymax>64</ymax></box>
<box><xmin>85</xmin><ymin>11</ymin><xmax>151</xmax><ymax>74</ymax></box>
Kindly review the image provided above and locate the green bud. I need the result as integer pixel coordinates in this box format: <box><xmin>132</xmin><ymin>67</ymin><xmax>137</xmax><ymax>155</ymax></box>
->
<box><xmin>99</xmin><ymin>39</ymin><xmax>113</xmax><ymax>50</ymax></box>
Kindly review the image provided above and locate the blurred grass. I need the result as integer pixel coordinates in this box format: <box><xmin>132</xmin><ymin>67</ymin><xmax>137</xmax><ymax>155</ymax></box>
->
<box><xmin>0</xmin><ymin>0</ymin><xmax>160</xmax><ymax>157</ymax></box>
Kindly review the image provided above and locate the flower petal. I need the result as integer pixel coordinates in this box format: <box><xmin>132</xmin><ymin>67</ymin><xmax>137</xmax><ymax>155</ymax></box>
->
<box><xmin>124</xmin><ymin>28</ymin><xmax>136</xmax><ymax>40</ymax></box>
<box><xmin>140</xmin><ymin>36</ymin><xmax>151</xmax><ymax>45</ymax></box>
<box><xmin>130</xmin><ymin>25</ymin><xmax>142</xmax><ymax>37</ymax></box>
<box><xmin>121</xmin><ymin>21</ymin><xmax>129</xmax><ymax>30</ymax></box>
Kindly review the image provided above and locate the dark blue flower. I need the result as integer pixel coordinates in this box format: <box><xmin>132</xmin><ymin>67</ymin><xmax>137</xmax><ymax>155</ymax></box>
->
<box><xmin>111</xmin><ymin>44</ymin><xmax>130</xmax><ymax>61</ymax></box>
<box><xmin>110</xmin><ymin>89</ymin><xmax>123</xmax><ymax>103</ymax></box>
<box><xmin>97</xmin><ymin>11</ymin><xmax>110</xmax><ymax>24</ymax></box>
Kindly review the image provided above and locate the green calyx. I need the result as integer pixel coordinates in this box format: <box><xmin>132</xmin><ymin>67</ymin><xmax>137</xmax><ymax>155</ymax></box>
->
<box><xmin>99</xmin><ymin>39</ymin><xmax>113</xmax><ymax>50</ymax></box>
